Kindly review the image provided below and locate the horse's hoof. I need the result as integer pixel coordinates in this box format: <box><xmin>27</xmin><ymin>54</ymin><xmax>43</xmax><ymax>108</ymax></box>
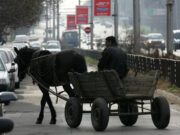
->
<box><xmin>36</xmin><ymin>119</ymin><xmax>42</xmax><ymax>124</ymax></box>
<box><xmin>50</xmin><ymin>119</ymin><xmax>56</xmax><ymax>124</ymax></box>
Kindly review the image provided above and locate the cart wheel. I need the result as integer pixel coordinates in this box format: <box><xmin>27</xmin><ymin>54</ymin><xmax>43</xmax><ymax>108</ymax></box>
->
<box><xmin>118</xmin><ymin>101</ymin><xmax>138</xmax><ymax>126</ymax></box>
<box><xmin>151</xmin><ymin>96</ymin><xmax>170</xmax><ymax>129</ymax></box>
<box><xmin>65</xmin><ymin>97</ymin><xmax>82</xmax><ymax>128</ymax></box>
<box><xmin>91</xmin><ymin>98</ymin><xmax>109</xmax><ymax>131</ymax></box>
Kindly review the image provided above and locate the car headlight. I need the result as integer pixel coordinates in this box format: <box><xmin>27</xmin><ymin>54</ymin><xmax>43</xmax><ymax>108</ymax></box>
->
<box><xmin>161</xmin><ymin>40</ymin><xmax>165</xmax><ymax>44</ymax></box>
<box><xmin>0</xmin><ymin>79</ymin><xmax>7</xmax><ymax>84</ymax></box>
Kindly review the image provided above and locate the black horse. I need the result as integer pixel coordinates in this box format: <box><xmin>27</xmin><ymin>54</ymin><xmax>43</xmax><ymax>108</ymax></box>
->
<box><xmin>14</xmin><ymin>47</ymin><xmax>87</xmax><ymax>124</ymax></box>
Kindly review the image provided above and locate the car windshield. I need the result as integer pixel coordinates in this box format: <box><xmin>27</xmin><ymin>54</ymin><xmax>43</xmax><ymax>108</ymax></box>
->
<box><xmin>63</xmin><ymin>32</ymin><xmax>78</xmax><ymax>39</ymax></box>
<box><xmin>174</xmin><ymin>33</ymin><xmax>180</xmax><ymax>39</ymax></box>
<box><xmin>0</xmin><ymin>51</ymin><xmax>10</xmax><ymax>64</ymax></box>
<box><xmin>46</xmin><ymin>44</ymin><xmax>60</xmax><ymax>49</ymax></box>
<box><xmin>148</xmin><ymin>34</ymin><xmax>163</xmax><ymax>40</ymax></box>
<box><xmin>0</xmin><ymin>59</ymin><xmax>5</xmax><ymax>71</ymax></box>
<box><xmin>31</xmin><ymin>43</ymin><xmax>40</xmax><ymax>47</ymax></box>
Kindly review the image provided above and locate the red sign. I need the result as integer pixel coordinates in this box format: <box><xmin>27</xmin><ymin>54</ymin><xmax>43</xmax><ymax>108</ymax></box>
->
<box><xmin>84</xmin><ymin>27</ymin><xmax>91</xmax><ymax>34</ymax></box>
<box><xmin>67</xmin><ymin>15</ymin><xmax>76</xmax><ymax>30</ymax></box>
<box><xmin>94</xmin><ymin>0</ymin><xmax>111</xmax><ymax>16</ymax></box>
<box><xmin>76</xmin><ymin>6</ymin><xmax>89</xmax><ymax>24</ymax></box>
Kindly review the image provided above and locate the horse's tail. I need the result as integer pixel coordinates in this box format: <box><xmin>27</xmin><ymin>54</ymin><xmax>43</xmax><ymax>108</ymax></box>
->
<box><xmin>73</xmin><ymin>54</ymin><xmax>87</xmax><ymax>73</ymax></box>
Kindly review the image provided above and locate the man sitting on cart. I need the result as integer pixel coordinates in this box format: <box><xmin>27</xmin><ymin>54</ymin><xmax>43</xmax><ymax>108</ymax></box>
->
<box><xmin>98</xmin><ymin>36</ymin><xmax>128</xmax><ymax>79</ymax></box>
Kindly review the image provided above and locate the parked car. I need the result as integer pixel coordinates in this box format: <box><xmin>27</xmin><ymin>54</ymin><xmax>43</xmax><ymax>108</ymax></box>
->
<box><xmin>12</xmin><ymin>42</ymin><xmax>30</xmax><ymax>49</ymax></box>
<box><xmin>0</xmin><ymin>49</ymin><xmax>15</xmax><ymax>91</ymax></box>
<box><xmin>173</xmin><ymin>30</ymin><xmax>180</xmax><ymax>51</ymax></box>
<box><xmin>13</xmin><ymin>35</ymin><xmax>30</xmax><ymax>49</ymax></box>
<box><xmin>0</xmin><ymin>57</ymin><xmax>11</xmax><ymax>92</ymax></box>
<box><xmin>146</xmin><ymin>33</ymin><xmax>165</xmax><ymax>50</ymax></box>
<box><xmin>30</xmin><ymin>42</ymin><xmax>41</xmax><ymax>50</ymax></box>
<box><xmin>6</xmin><ymin>49</ymin><xmax>20</xmax><ymax>88</ymax></box>
<box><xmin>14</xmin><ymin>35</ymin><xmax>29</xmax><ymax>43</ymax></box>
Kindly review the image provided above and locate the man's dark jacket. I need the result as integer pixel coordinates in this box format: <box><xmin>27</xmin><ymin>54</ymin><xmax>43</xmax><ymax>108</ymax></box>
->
<box><xmin>98</xmin><ymin>46</ymin><xmax>128</xmax><ymax>79</ymax></box>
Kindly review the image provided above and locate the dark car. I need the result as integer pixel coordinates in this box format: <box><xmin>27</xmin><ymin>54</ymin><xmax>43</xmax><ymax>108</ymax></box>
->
<box><xmin>173</xmin><ymin>30</ymin><xmax>180</xmax><ymax>51</ymax></box>
<box><xmin>61</xmin><ymin>31</ymin><xmax>79</xmax><ymax>47</ymax></box>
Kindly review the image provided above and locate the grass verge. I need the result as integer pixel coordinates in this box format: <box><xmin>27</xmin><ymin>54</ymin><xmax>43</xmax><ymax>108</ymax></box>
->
<box><xmin>85</xmin><ymin>56</ymin><xmax>98</xmax><ymax>66</ymax></box>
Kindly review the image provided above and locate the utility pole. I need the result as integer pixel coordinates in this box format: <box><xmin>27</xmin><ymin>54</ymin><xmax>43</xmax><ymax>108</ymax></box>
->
<box><xmin>133</xmin><ymin>0</ymin><xmax>140</xmax><ymax>54</ymax></box>
<box><xmin>167</xmin><ymin>0</ymin><xmax>175</xmax><ymax>54</ymax></box>
<box><xmin>90</xmin><ymin>0</ymin><xmax>94</xmax><ymax>49</ymax></box>
<box><xmin>57</xmin><ymin>0</ymin><xmax>60</xmax><ymax>41</ymax></box>
<box><xmin>49</xmin><ymin>1</ymin><xmax>52</xmax><ymax>39</ymax></box>
<box><xmin>114</xmin><ymin>0</ymin><xmax>118</xmax><ymax>42</ymax></box>
<box><xmin>45</xmin><ymin>0</ymin><xmax>48</xmax><ymax>41</ymax></box>
<box><xmin>53</xmin><ymin>0</ymin><xmax>56</xmax><ymax>40</ymax></box>
<box><xmin>78</xmin><ymin>0</ymin><xmax>81</xmax><ymax>48</ymax></box>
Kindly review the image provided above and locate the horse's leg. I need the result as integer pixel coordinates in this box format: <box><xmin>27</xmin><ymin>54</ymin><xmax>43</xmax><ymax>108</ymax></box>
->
<box><xmin>62</xmin><ymin>84</ymin><xmax>75</xmax><ymax>97</ymax></box>
<box><xmin>36</xmin><ymin>94</ymin><xmax>46</xmax><ymax>124</ymax></box>
<box><xmin>45</xmin><ymin>93</ymin><xmax>56</xmax><ymax>124</ymax></box>
<box><xmin>38</xmin><ymin>85</ymin><xmax>56</xmax><ymax>124</ymax></box>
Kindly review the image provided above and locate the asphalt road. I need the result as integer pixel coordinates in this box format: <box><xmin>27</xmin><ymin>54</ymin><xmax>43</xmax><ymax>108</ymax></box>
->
<box><xmin>3</xmin><ymin>65</ymin><xmax>180</xmax><ymax>135</ymax></box>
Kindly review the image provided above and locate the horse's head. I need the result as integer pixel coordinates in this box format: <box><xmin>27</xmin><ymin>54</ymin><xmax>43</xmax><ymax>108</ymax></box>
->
<box><xmin>14</xmin><ymin>47</ymin><xmax>35</xmax><ymax>81</ymax></box>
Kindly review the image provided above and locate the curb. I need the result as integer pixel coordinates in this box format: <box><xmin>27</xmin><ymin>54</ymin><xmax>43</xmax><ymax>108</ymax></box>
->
<box><xmin>156</xmin><ymin>89</ymin><xmax>180</xmax><ymax>105</ymax></box>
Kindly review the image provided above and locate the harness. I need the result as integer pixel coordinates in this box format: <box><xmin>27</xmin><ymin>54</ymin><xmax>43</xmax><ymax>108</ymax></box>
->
<box><xmin>18</xmin><ymin>54</ymin><xmax>68</xmax><ymax>102</ymax></box>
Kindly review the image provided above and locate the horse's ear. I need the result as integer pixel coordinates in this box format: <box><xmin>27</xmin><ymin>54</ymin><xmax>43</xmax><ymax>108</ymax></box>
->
<box><xmin>14</xmin><ymin>47</ymin><xmax>19</xmax><ymax>54</ymax></box>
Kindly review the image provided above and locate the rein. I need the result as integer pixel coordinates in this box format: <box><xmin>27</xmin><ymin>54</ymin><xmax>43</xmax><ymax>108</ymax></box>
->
<box><xmin>31</xmin><ymin>53</ymin><xmax>53</xmax><ymax>61</ymax></box>
<box><xmin>27</xmin><ymin>70</ymin><xmax>68</xmax><ymax>101</ymax></box>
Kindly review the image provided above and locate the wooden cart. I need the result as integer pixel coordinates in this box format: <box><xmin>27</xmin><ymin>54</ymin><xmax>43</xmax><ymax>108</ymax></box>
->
<box><xmin>65</xmin><ymin>70</ymin><xmax>170</xmax><ymax>131</ymax></box>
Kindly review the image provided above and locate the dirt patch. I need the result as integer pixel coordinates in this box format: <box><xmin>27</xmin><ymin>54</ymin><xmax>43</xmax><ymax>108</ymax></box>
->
<box><xmin>157</xmin><ymin>77</ymin><xmax>170</xmax><ymax>90</ymax></box>
<box><xmin>157</xmin><ymin>77</ymin><xmax>180</xmax><ymax>98</ymax></box>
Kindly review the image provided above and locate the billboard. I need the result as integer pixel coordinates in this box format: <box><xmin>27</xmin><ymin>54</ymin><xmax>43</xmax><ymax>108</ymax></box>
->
<box><xmin>76</xmin><ymin>6</ymin><xmax>89</xmax><ymax>24</ymax></box>
<box><xmin>67</xmin><ymin>15</ymin><xmax>76</xmax><ymax>30</ymax></box>
<box><xmin>94</xmin><ymin>0</ymin><xmax>111</xmax><ymax>16</ymax></box>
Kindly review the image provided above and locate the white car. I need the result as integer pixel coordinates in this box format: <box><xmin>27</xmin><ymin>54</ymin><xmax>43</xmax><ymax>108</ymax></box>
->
<box><xmin>147</xmin><ymin>33</ymin><xmax>165</xmax><ymax>50</ymax></box>
<box><xmin>13</xmin><ymin>34</ymin><xmax>30</xmax><ymax>49</ymax></box>
<box><xmin>0</xmin><ymin>49</ymin><xmax>15</xmax><ymax>91</ymax></box>
<box><xmin>0</xmin><ymin>57</ymin><xmax>11</xmax><ymax>92</ymax></box>
<box><xmin>6</xmin><ymin>49</ymin><xmax>20</xmax><ymax>88</ymax></box>
<box><xmin>12</xmin><ymin>42</ymin><xmax>30</xmax><ymax>49</ymax></box>
<box><xmin>47</xmin><ymin>40</ymin><xmax>61</xmax><ymax>46</ymax></box>
<box><xmin>45</xmin><ymin>42</ymin><xmax>61</xmax><ymax>53</ymax></box>
<box><xmin>14</xmin><ymin>35</ymin><xmax>29</xmax><ymax>43</ymax></box>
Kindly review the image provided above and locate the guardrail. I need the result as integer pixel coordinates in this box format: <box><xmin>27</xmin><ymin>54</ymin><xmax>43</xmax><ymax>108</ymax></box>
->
<box><xmin>62</xmin><ymin>45</ymin><xmax>180</xmax><ymax>87</ymax></box>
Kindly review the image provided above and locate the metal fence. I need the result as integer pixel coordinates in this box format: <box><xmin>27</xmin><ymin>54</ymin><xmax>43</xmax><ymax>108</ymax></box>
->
<box><xmin>127</xmin><ymin>54</ymin><xmax>180</xmax><ymax>87</ymax></box>
<box><xmin>62</xmin><ymin>45</ymin><xmax>180</xmax><ymax>87</ymax></box>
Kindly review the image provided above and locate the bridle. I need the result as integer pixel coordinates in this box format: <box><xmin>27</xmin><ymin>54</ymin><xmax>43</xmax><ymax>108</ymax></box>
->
<box><xmin>15</xmin><ymin>56</ymin><xmax>29</xmax><ymax>78</ymax></box>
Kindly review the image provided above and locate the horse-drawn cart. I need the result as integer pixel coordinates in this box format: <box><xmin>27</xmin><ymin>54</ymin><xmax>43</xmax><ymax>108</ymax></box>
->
<box><xmin>65</xmin><ymin>70</ymin><xmax>170</xmax><ymax>131</ymax></box>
